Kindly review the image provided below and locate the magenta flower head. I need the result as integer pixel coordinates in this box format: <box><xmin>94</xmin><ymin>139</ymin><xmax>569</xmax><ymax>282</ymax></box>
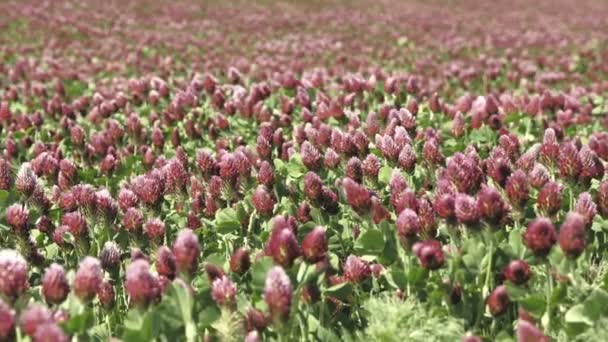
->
<box><xmin>6</xmin><ymin>204</ymin><xmax>29</xmax><ymax>232</ymax></box>
<box><xmin>503</xmin><ymin>260</ymin><xmax>531</xmax><ymax>285</ymax></box>
<box><xmin>517</xmin><ymin>320</ymin><xmax>550</xmax><ymax>342</ymax></box>
<box><xmin>99</xmin><ymin>241</ymin><xmax>121</xmax><ymax>271</ymax></box>
<box><xmin>599</xmin><ymin>181</ymin><xmax>608</xmax><ymax>218</ymax></box>
<box><xmin>125</xmin><ymin>259</ymin><xmax>161</xmax><ymax>307</ymax></box>
<box><xmin>301</xmin><ymin>141</ymin><xmax>322</xmax><ymax>171</ymax></box>
<box><xmin>267</xmin><ymin>227</ymin><xmax>300</xmax><ymax>268</ymax></box>
<box><xmin>117</xmin><ymin>188</ymin><xmax>139</xmax><ymax>212</ymax></box>
<box><xmin>264</xmin><ymin>266</ymin><xmax>293</xmax><ymax>322</ymax></box>
<box><xmin>320</xmin><ymin>186</ymin><xmax>339</xmax><ymax>214</ymax></box>
<box><xmin>362</xmin><ymin>155</ymin><xmax>381</xmax><ymax>179</ymax></box>
<box><xmin>15</xmin><ymin>163</ymin><xmax>38</xmax><ymax>197</ymax></box>
<box><xmin>62</xmin><ymin>211</ymin><xmax>88</xmax><ymax>237</ymax></box>
<box><xmin>537</xmin><ymin>181</ymin><xmax>562</xmax><ymax>216</ymax></box>
<box><xmin>252</xmin><ymin>185</ymin><xmax>275</xmax><ymax>216</ymax></box>
<box><xmin>156</xmin><ymin>246</ymin><xmax>177</xmax><ymax>280</ymax></box>
<box><xmin>97</xmin><ymin>279</ymin><xmax>115</xmax><ymax>309</ymax></box>
<box><xmin>343</xmin><ymin>255</ymin><xmax>371</xmax><ymax>283</ymax></box>
<box><xmin>346</xmin><ymin>157</ymin><xmax>363</xmax><ymax>184</ymax></box>
<box><xmin>196</xmin><ymin>149</ymin><xmax>217</xmax><ymax>177</ymax></box>
<box><xmin>302</xmin><ymin>227</ymin><xmax>328</xmax><ymax>263</ymax></box>
<box><xmin>257</xmin><ymin>161</ymin><xmax>274</xmax><ymax>187</ymax></box>
<box><xmin>398</xmin><ymin>144</ymin><xmax>417</xmax><ymax>171</ymax></box>
<box><xmin>396</xmin><ymin>209</ymin><xmax>421</xmax><ymax>241</ymax></box>
<box><xmin>558</xmin><ymin>142</ymin><xmax>581</xmax><ymax>179</ymax></box>
<box><xmin>559</xmin><ymin>212</ymin><xmax>587</xmax><ymax>258</ymax></box>
<box><xmin>246</xmin><ymin>308</ymin><xmax>268</xmax><ymax>332</ymax></box>
<box><xmin>455</xmin><ymin>193</ymin><xmax>480</xmax><ymax>226</ymax></box>
<box><xmin>122</xmin><ymin>207</ymin><xmax>144</xmax><ymax>233</ymax></box>
<box><xmin>575</xmin><ymin>192</ymin><xmax>597</xmax><ymax>227</ymax></box>
<box><xmin>414</xmin><ymin>240</ymin><xmax>445</xmax><ymax>270</ymax></box>
<box><xmin>342</xmin><ymin>177</ymin><xmax>372</xmax><ymax>214</ymax></box>
<box><xmin>487</xmin><ymin>285</ymin><xmax>510</xmax><ymax>316</ymax></box>
<box><xmin>324</xmin><ymin>148</ymin><xmax>340</xmax><ymax>169</ymax></box>
<box><xmin>33</xmin><ymin>323</ymin><xmax>69</xmax><ymax>342</ymax></box>
<box><xmin>131</xmin><ymin>172</ymin><xmax>165</xmax><ymax>206</ymax></box>
<box><xmin>505</xmin><ymin>170</ymin><xmax>529</xmax><ymax>208</ymax></box>
<box><xmin>303</xmin><ymin>172</ymin><xmax>323</xmax><ymax>201</ymax></box>
<box><xmin>0</xmin><ymin>299</ymin><xmax>15</xmax><ymax>339</ymax></box>
<box><xmin>172</xmin><ymin>229</ymin><xmax>201</xmax><ymax>275</ymax></box>
<box><xmin>73</xmin><ymin>257</ymin><xmax>103</xmax><ymax>303</ymax></box>
<box><xmin>211</xmin><ymin>276</ymin><xmax>237</xmax><ymax>307</ymax></box>
<box><xmin>0</xmin><ymin>249</ymin><xmax>29</xmax><ymax>299</ymax></box>
<box><xmin>434</xmin><ymin>192</ymin><xmax>456</xmax><ymax>222</ymax></box>
<box><xmin>0</xmin><ymin>159</ymin><xmax>12</xmax><ymax>190</ymax></box>
<box><xmin>230</xmin><ymin>247</ymin><xmax>251</xmax><ymax>275</ymax></box>
<box><xmin>144</xmin><ymin>218</ymin><xmax>165</xmax><ymax>241</ymax></box>
<box><xmin>476</xmin><ymin>185</ymin><xmax>507</xmax><ymax>224</ymax></box>
<box><xmin>529</xmin><ymin>163</ymin><xmax>550</xmax><ymax>189</ymax></box>
<box><xmin>445</xmin><ymin>153</ymin><xmax>483</xmax><ymax>194</ymax></box>
<box><xmin>371</xmin><ymin>196</ymin><xmax>390</xmax><ymax>224</ymax></box>
<box><xmin>20</xmin><ymin>304</ymin><xmax>53</xmax><ymax>337</ymax></box>
<box><xmin>42</xmin><ymin>263</ymin><xmax>70</xmax><ymax>305</ymax></box>
<box><xmin>524</xmin><ymin>218</ymin><xmax>557</xmax><ymax>257</ymax></box>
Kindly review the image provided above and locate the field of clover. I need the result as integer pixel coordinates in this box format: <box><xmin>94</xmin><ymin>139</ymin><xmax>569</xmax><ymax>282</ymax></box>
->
<box><xmin>1</xmin><ymin>0</ymin><xmax>608</xmax><ymax>341</ymax></box>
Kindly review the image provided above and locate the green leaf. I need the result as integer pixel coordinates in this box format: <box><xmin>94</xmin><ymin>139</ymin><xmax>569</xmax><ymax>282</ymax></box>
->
<box><xmin>198</xmin><ymin>306</ymin><xmax>221</xmax><ymax>327</ymax></box>
<box><xmin>378</xmin><ymin>166</ymin><xmax>393</xmax><ymax>185</ymax></box>
<box><xmin>354</xmin><ymin>229</ymin><xmax>386</xmax><ymax>255</ymax></box>
<box><xmin>215</xmin><ymin>208</ymin><xmax>240</xmax><ymax>233</ymax></box>
<box><xmin>518</xmin><ymin>294</ymin><xmax>546</xmax><ymax>317</ymax></box>
<box><xmin>0</xmin><ymin>190</ymin><xmax>9</xmax><ymax>203</ymax></box>
<box><xmin>504</xmin><ymin>281</ymin><xmax>528</xmax><ymax>300</ymax></box>
<box><xmin>324</xmin><ymin>282</ymin><xmax>353</xmax><ymax>301</ymax></box>
<box><xmin>251</xmin><ymin>257</ymin><xmax>274</xmax><ymax>290</ymax></box>
<box><xmin>565</xmin><ymin>304</ymin><xmax>594</xmax><ymax>325</ymax></box>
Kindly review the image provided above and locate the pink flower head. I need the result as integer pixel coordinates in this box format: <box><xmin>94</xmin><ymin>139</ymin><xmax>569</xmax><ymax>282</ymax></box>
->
<box><xmin>6</xmin><ymin>204</ymin><xmax>29</xmax><ymax>232</ymax></box>
<box><xmin>156</xmin><ymin>246</ymin><xmax>177</xmax><ymax>280</ymax></box>
<box><xmin>42</xmin><ymin>263</ymin><xmax>70</xmax><ymax>305</ymax></box>
<box><xmin>487</xmin><ymin>285</ymin><xmax>510</xmax><ymax>316</ymax></box>
<box><xmin>0</xmin><ymin>249</ymin><xmax>29</xmax><ymax>299</ymax></box>
<box><xmin>504</xmin><ymin>260</ymin><xmax>531</xmax><ymax>285</ymax></box>
<box><xmin>267</xmin><ymin>226</ymin><xmax>301</xmax><ymax>268</ymax></box>
<box><xmin>172</xmin><ymin>229</ymin><xmax>201</xmax><ymax>275</ymax></box>
<box><xmin>211</xmin><ymin>276</ymin><xmax>237</xmax><ymax>307</ymax></box>
<box><xmin>455</xmin><ymin>193</ymin><xmax>480</xmax><ymax>226</ymax></box>
<box><xmin>524</xmin><ymin>218</ymin><xmax>557</xmax><ymax>257</ymax></box>
<box><xmin>302</xmin><ymin>227</ymin><xmax>328</xmax><ymax>263</ymax></box>
<box><xmin>20</xmin><ymin>304</ymin><xmax>53</xmax><ymax>337</ymax></box>
<box><xmin>559</xmin><ymin>212</ymin><xmax>587</xmax><ymax>258</ymax></box>
<box><xmin>144</xmin><ymin>218</ymin><xmax>166</xmax><ymax>241</ymax></box>
<box><xmin>343</xmin><ymin>255</ymin><xmax>371</xmax><ymax>283</ymax></box>
<box><xmin>252</xmin><ymin>185</ymin><xmax>275</xmax><ymax>216</ymax></box>
<box><xmin>343</xmin><ymin>175</ymin><xmax>370</xmax><ymax>207</ymax></box>
<box><xmin>73</xmin><ymin>257</ymin><xmax>103</xmax><ymax>302</ymax></box>
<box><xmin>230</xmin><ymin>247</ymin><xmax>251</xmax><ymax>275</ymax></box>
<box><xmin>125</xmin><ymin>259</ymin><xmax>161</xmax><ymax>307</ymax></box>
<box><xmin>0</xmin><ymin>299</ymin><xmax>15</xmax><ymax>339</ymax></box>
<box><xmin>264</xmin><ymin>266</ymin><xmax>293</xmax><ymax>322</ymax></box>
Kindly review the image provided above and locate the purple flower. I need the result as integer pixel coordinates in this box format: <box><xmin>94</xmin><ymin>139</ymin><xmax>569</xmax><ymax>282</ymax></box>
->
<box><xmin>342</xmin><ymin>177</ymin><xmax>372</xmax><ymax>214</ymax></box>
<box><xmin>173</xmin><ymin>229</ymin><xmax>200</xmax><ymax>275</ymax></box>
<box><xmin>524</xmin><ymin>218</ymin><xmax>557</xmax><ymax>257</ymax></box>
<box><xmin>42</xmin><ymin>263</ymin><xmax>70</xmax><ymax>305</ymax></box>
<box><xmin>575</xmin><ymin>192</ymin><xmax>597</xmax><ymax>227</ymax></box>
<box><xmin>343</xmin><ymin>255</ymin><xmax>371</xmax><ymax>283</ymax></box>
<box><xmin>476</xmin><ymin>185</ymin><xmax>507</xmax><ymax>224</ymax></box>
<box><xmin>99</xmin><ymin>241</ymin><xmax>121</xmax><ymax>270</ymax></box>
<box><xmin>156</xmin><ymin>246</ymin><xmax>177</xmax><ymax>279</ymax></box>
<box><xmin>267</xmin><ymin>227</ymin><xmax>300</xmax><ymax>268</ymax></box>
<box><xmin>396</xmin><ymin>209</ymin><xmax>421</xmax><ymax>240</ymax></box>
<box><xmin>230</xmin><ymin>247</ymin><xmax>251</xmax><ymax>275</ymax></box>
<box><xmin>302</xmin><ymin>227</ymin><xmax>328</xmax><ymax>263</ymax></box>
<box><xmin>487</xmin><ymin>285</ymin><xmax>510</xmax><ymax>316</ymax></box>
<box><xmin>537</xmin><ymin>181</ymin><xmax>562</xmax><ymax>216</ymax></box>
<box><xmin>125</xmin><ymin>259</ymin><xmax>161</xmax><ymax>307</ymax></box>
<box><xmin>264</xmin><ymin>266</ymin><xmax>293</xmax><ymax>322</ymax></box>
<box><xmin>252</xmin><ymin>185</ymin><xmax>275</xmax><ymax>216</ymax></box>
<box><xmin>144</xmin><ymin>218</ymin><xmax>166</xmax><ymax>241</ymax></box>
<box><xmin>6</xmin><ymin>204</ymin><xmax>29</xmax><ymax>232</ymax></box>
<box><xmin>0</xmin><ymin>299</ymin><xmax>15</xmax><ymax>339</ymax></box>
<box><xmin>73</xmin><ymin>257</ymin><xmax>103</xmax><ymax>302</ymax></box>
<box><xmin>559</xmin><ymin>212</ymin><xmax>587</xmax><ymax>258</ymax></box>
<box><xmin>504</xmin><ymin>260</ymin><xmax>531</xmax><ymax>285</ymax></box>
<box><xmin>0</xmin><ymin>249</ymin><xmax>28</xmax><ymax>299</ymax></box>
<box><xmin>20</xmin><ymin>304</ymin><xmax>53</xmax><ymax>337</ymax></box>
<box><xmin>97</xmin><ymin>279</ymin><xmax>115</xmax><ymax>309</ymax></box>
<box><xmin>455</xmin><ymin>193</ymin><xmax>480</xmax><ymax>226</ymax></box>
<box><xmin>211</xmin><ymin>276</ymin><xmax>237</xmax><ymax>307</ymax></box>
<box><xmin>414</xmin><ymin>240</ymin><xmax>445</xmax><ymax>270</ymax></box>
